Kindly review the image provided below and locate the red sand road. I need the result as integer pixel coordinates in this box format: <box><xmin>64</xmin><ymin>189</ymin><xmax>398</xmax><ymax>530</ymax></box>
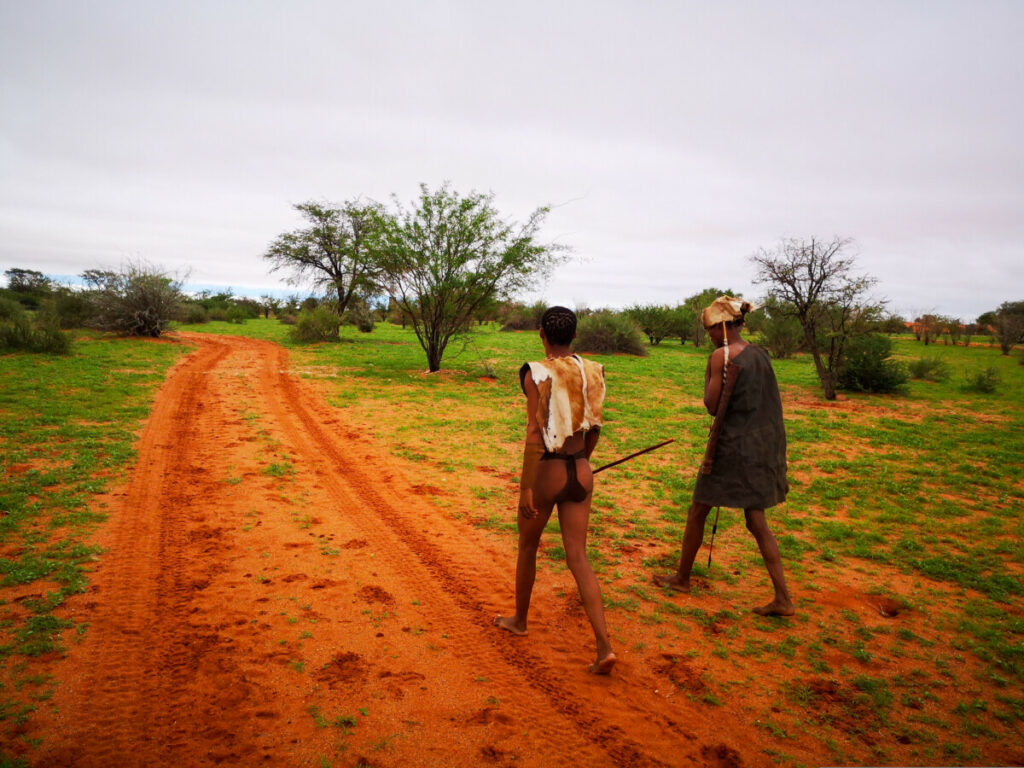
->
<box><xmin>34</xmin><ymin>333</ymin><xmax>760</xmax><ymax>767</ymax></box>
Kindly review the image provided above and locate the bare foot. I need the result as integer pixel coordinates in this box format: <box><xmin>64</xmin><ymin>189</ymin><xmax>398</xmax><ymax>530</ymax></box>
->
<box><xmin>652</xmin><ymin>573</ymin><xmax>690</xmax><ymax>593</ymax></box>
<box><xmin>752</xmin><ymin>600</ymin><xmax>795</xmax><ymax>617</ymax></box>
<box><xmin>589</xmin><ymin>652</ymin><xmax>617</xmax><ymax>675</ymax></box>
<box><xmin>493</xmin><ymin>615</ymin><xmax>527</xmax><ymax>636</ymax></box>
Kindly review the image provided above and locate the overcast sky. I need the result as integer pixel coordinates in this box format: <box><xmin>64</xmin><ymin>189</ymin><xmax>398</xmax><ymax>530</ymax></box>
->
<box><xmin>2</xmin><ymin>1</ymin><xmax>1022</xmax><ymax>320</ymax></box>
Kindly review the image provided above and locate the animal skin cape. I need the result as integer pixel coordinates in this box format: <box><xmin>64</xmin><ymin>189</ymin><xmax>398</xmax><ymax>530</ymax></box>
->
<box><xmin>524</xmin><ymin>355</ymin><xmax>605</xmax><ymax>453</ymax></box>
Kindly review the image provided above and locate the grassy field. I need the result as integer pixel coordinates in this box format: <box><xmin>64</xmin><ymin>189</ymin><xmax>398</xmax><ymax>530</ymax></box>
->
<box><xmin>0</xmin><ymin>332</ymin><xmax>190</xmax><ymax>757</ymax></box>
<box><xmin>2</xmin><ymin>317</ymin><xmax>1021</xmax><ymax>765</ymax></box>
<box><xmin>181</xmin><ymin>318</ymin><xmax>1023</xmax><ymax>764</ymax></box>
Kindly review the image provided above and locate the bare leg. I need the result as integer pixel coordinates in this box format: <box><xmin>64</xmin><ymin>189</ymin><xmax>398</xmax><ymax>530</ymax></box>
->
<box><xmin>494</xmin><ymin>468</ymin><xmax>556</xmax><ymax>636</ymax></box>
<box><xmin>654</xmin><ymin>501</ymin><xmax>712</xmax><ymax>592</ymax></box>
<box><xmin>557</xmin><ymin>466</ymin><xmax>615</xmax><ymax>674</ymax></box>
<box><xmin>744</xmin><ymin>509</ymin><xmax>794</xmax><ymax>616</ymax></box>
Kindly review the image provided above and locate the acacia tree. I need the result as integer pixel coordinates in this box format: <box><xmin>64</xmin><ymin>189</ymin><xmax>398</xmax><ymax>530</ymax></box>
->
<box><xmin>373</xmin><ymin>183</ymin><xmax>566</xmax><ymax>372</ymax></box>
<box><xmin>751</xmin><ymin>237</ymin><xmax>879</xmax><ymax>400</ymax></box>
<box><xmin>625</xmin><ymin>304</ymin><xmax>686</xmax><ymax>345</ymax></box>
<box><xmin>263</xmin><ymin>200</ymin><xmax>383</xmax><ymax>318</ymax></box>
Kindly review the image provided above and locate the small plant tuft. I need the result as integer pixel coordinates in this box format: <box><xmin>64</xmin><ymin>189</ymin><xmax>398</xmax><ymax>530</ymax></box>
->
<box><xmin>907</xmin><ymin>357</ymin><xmax>951</xmax><ymax>381</ymax></box>
<box><xmin>962</xmin><ymin>366</ymin><xmax>1000</xmax><ymax>394</ymax></box>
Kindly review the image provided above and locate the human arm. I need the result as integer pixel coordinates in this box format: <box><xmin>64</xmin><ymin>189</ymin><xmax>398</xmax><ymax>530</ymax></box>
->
<box><xmin>703</xmin><ymin>347</ymin><xmax>725</xmax><ymax>415</ymax></box>
<box><xmin>519</xmin><ymin>369</ymin><xmax>544</xmax><ymax>519</ymax></box>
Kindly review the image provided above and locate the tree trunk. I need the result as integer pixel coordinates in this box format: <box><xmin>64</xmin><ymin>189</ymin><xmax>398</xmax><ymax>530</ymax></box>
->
<box><xmin>427</xmin><ymin>344</ymin><xmax>442</xmax><ymax>372</ymax></box>
<box><xmin>802</xmin><ymin>323</ymin><xmax>837</xmax><ymax>400</ymax></box>
<box><xmin>336</xmin><ymin>284</ymin><xmax>346</xmax><ymax>317</ymax></box>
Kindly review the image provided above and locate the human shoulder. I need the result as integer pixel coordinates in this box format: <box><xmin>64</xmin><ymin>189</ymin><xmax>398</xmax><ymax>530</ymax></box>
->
<box><xmin>519</xmin><ymin>360</ymin><xmax>549</xmax><ymax>394</ymax></box>
<box><xmin>575</xmin><ymin>354</ymin><xmax>605</xmax><ymax>377</ymax></box>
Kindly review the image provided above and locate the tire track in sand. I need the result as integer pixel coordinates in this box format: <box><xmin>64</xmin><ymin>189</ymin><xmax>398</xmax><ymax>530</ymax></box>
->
<box><xmin>37</xmin><ymin>338</ymin><xmax>230</xmax><ymax>767</ymax></box>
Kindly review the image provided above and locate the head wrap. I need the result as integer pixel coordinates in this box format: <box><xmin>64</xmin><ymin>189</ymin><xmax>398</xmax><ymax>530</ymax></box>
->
<box><xmin>702</xmin><ymin>296</ymin><xmax>758</xmax><ymax>373</ymax></box>
<box><xmin>701</xmin><ymin>296</ymin><xmax>756</xmax><ymax>328</ymax></box>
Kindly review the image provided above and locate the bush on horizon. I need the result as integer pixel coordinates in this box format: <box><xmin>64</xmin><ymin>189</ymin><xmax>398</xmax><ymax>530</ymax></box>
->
<box><xmin>0</xmin><ymin>306</ymin><xmax>71</xmax><ymax>354</ymax></box>
<box><xmin>291</xmin><ymin>306</ymin><xmax>341</xmax><ymax>342</ymax></box>
<box><xmin>574</xmin><ymin>312</ymin><xmax>647</xmax><ymax>356</ymax></box>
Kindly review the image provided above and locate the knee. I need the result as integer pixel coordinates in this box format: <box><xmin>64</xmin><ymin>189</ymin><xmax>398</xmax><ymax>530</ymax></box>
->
<box><xmin>745</xmin><ymin>513</ymin><xmax>770</xmax><ymax>539</ymax></box>
<box><xmin>564</xmin><ymin>548</ymin><xmax>590</xmax><ymax>576</ymax></box>
<box><xmin>688</xmin><ymin>504</ymin><xmax>711</xmax><ymax>525</ymax></box>
<box><xmin>517</xmin><ymin>536</ymin><xmax>541</xmax><ymax>556</ymax></box>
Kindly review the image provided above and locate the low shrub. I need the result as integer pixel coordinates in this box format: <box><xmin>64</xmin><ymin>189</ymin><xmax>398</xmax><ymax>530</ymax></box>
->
<box><xmin>574</xmin><ymin>312</ymin><xmax>647</xmax><ymax>356</ymax></box>
<box><xmin>291</xmin><ymin>306</ymin><xmax>341</xmax><ymax>342</ymax></box>
<box><xmin>53</xmin><ymin>291</ymin><xmax>92</xmax><ymax>328</ymax></box>
<box><xmin>182</xmin><ymin>304</ymin><xmax>209</xmax><ymax>324</ymax></box>
<box><xmin>963</xmin><ymin>366</ymin><xmax>1000</xmax><ymax>394</ymax></box>
<box><xmin>0</xmin><ymin>310</ymin><xmax>71</xmax><ymax>354</ymax></box>
<box><xmin>907</xmin><ymin>357</ymin><xmax>951</xmax><ymax>382</ymax></box>
<box><xmin>759</xmin><ymin>314</ymin><xmax>803</xmax><ymax>359</ymax></box>
<box><xmin>225</xmin><ymin>307</ymin><xmax>248</xmax><ymax>324</ymax></box>
<box><xmin>87</xmin><ymin>263</ymin><xmax>183</xmax><ymax>337</ymax></box>
<box><xmin>838</xmin><ymin>333</ymin><xmax>908</xmax><ymax>394</ymax></box>
<box><xmin>0</xmin><ymin>296</ymin><xmax>22</xmax><ymax>321</ymax></box>
<box><xmin>208</xmin><ymin>308</ymin><xmax>227</xmax><ymax>322</ymax></box>
<box><xmin>278</xmin><ymin>314</ymin><xmax>297</xmax><ymax>326</ymax></box>
<box><xmin>346</xmin><ymin>302</ymin><xmax>375</xmax><ymax>333</ymax></box>
<box><xmin>500</xmin><ymin>301</ymin><xmax>546</xmax><ymax>331</ymax></box>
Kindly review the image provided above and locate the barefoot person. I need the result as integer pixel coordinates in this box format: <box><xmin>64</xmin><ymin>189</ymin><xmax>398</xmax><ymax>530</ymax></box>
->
<box><xmin>494</xmin><ymin>306</ymin><xmax>617</xmax><ymax>674</ymax></box>
<box><xmin>655</xmin><ymin>296</ymin><xmax>794</xmax><ymax>616</ymax></box>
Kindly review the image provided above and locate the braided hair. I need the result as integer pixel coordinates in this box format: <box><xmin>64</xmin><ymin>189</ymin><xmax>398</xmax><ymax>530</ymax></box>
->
<box><xmin>541</xmin><ymin>306</ymin><xmax>577</xmax><ymax>346</ymax></box>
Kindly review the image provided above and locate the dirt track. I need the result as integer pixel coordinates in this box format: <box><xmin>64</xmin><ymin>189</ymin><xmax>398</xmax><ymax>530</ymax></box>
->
<box><xmin>34</xmin><ymin>333</ymin><xmax>753</xmax><ymax>767</ymax></box>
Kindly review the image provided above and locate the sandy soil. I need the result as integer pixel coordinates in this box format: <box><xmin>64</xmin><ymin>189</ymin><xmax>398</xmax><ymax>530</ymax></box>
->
<box><xmin>27</xmin><ymin>333</ymin><xmax>765</xmax><ymax>768</ymax></box>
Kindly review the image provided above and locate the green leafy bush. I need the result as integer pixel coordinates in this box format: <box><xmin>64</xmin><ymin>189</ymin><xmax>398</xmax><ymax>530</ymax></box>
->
<box><xmin>0</xmin><ymin>296</ymin><xmax>22</xmax><ymax>321</ymax></box>
<box><xmin>907</xmin><ymin>357</ymin><xmax>951</xmax><ymax>381</ymax></box>
<box><xmin>182</xmin><ymin>303</ymin><xmax>209</xmax><ymax>324</ymax></box>
<box><xmin>279</xmin><ymin>314</ymin><xmax>297</xmax><ymax>325</ymax></box>
<box><xmin>208</xmin><ymin>307</ymin><xmax>227</xmax><ymax>321</ymax></box>
<box><xmin>574</xmin><ymin>312</ymin><xmax>647</xmax><ymax>356</ymax></box>
<box><xmin>53</xmin><ymin>291</ymin><xmax>92</xmax><ymax>328</ymax></box>
<box><xmin>291</xmin><ymin>306</ymin><xmax>341</xmax><ymax>342</ymax></box>
<box><xmin>225</xmin><ymin>307</ymin><xmax>248</xmax><ymax>324</ymax></box>
<box><xmin>759</xmin><ymin>313</ymin><xmax>803</xmax><ymax>359</ymax></box>
<box><xmin>963</xmin><ymin>366</ymin><xmax>1000</xmax><ymax>394</ymax></box>
<box><xmin>0</xmin><ymin>310</ymin><xmax>71</xmax><ymax>354</ymax></box>
<box><xmin>347</xmin><ymin>303</ymin><xmax>375</xmax><ymax>333</ymax></box>
<box><xmin>838</xmin><ymin>333</ymin><xmax>908</xmax><ymax>394</ymax></box>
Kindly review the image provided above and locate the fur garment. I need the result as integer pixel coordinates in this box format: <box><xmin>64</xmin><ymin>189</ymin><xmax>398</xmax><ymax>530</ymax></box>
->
<box><xmin>525</xmin><ymin>355</ymin><xmax>605</xmax><ymax>453</ymax></box>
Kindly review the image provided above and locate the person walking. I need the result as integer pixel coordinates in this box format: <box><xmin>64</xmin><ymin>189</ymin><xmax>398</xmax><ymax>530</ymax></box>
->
<box><xmin>494</xmin><ymin>306</ymin><xmax>617</xmax><ymax>673</ymax></box>
<box><xmin>655</xmin><ymin>296</ymin><xmax>794</xmax><ymax>616</ymax></box>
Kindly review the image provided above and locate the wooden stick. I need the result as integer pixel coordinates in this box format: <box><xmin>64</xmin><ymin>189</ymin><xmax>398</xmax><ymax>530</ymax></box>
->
<box><xmin>593</xmin><ymin>438</ymin><xmax>675</xmax><ymax>475</ymax></box>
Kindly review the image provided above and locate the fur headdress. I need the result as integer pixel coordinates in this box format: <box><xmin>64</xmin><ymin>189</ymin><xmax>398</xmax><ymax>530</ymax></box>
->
<box><xmin>701</xmin><ymin>296</ymin><xmax>757</xmax><ymax>328</ymax></box>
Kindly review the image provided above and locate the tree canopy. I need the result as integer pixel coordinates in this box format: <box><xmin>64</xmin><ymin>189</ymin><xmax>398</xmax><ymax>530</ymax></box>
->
<box><xmin>373</xmin><ymin>183</ymin><xmax>566</xmax><ymax>372</ymax></box>
<box><xmin>752</xmin><ymin>237</ymin><xmax>880</xmax><ymax>400</ymax></box>
<box><xmin>263</xmin><ymin>200</ymin><xmax>383</xmax><ymax>317</ymax></box>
